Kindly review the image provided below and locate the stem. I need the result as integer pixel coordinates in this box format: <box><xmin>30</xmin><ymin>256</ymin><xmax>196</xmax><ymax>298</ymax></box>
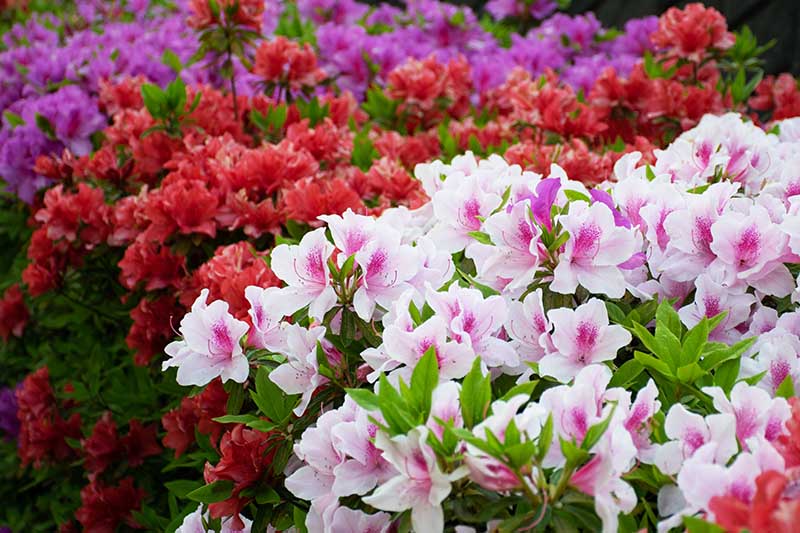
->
<box><xmin>225</xmin><ymin>26</ymin><xmax>239</xmax><ymax>122</ymax></box>
<box><xmin>549</xmin><ymin>464</ymin><xmax>575</xmax><ymax>503</ymax></box>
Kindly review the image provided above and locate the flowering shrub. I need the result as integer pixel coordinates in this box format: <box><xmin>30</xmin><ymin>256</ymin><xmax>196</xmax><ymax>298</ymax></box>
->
<box><xmin>2</xmin><ymin>1</ymin><xmax>800</xmax><ymax>532</ymax></box>
<box><xmin>160</xmin><ymin>112</ymin><xmax>800</xmax><ymax>532</ymax></box>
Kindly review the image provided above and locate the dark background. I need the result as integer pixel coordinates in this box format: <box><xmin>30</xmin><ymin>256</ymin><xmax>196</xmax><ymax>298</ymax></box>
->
<box><xmin>364</xmin><ymin>0</ymin><xmax>800</xmax><ymax>75</ymax></box>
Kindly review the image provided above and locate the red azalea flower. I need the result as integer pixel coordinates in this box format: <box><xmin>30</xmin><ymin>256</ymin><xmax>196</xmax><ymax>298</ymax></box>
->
<box><xmin>651</xmin><ymin>3</ymin><xmax>734</xmax><ymax>62</ymax></box>
<box><xmin>127</xmin><ymin>295</ymin><xmax>183</xmax><ymax>366</ymax></box>
<box><xmin>118</xmin><ymin>238</ymin><xmax>185</xmax><ymax>291</ymax></box>
<box><xmin>0</xmin><ymin>284</ymin><xmax>29</xmax><ymax>341</ymax></box>
<box><xmin>253</xmin><ymin>37</ymin><xmax>326</xmax><ymax>92</ymax></box>
<box><xmin>282</xmin><ymin>177</ymin><xmax>364</xmax><ymax>225</ymax></box>
<box><xmin>82</xmin><ymin>412</ymin><xmax>122</xmax><ymax>476</ymax></box>
<box><xmin>121</xmin><ymin>419</ymin><xmax>162</xmax><ymax>467</ymax></box>
<box><xmin>710</xmin><ymin>469</ymin><xmax>800</xmax><ymax>533</ymax></box>
<box><xmin>75</xmin><ymin>477</ymin><xmax>144</xmax><ymax>533</ymax></box>
<box><xmin>162</xmin><ymin>378</ymin><xmax>229</xmax><ymax>457</ymax></box>
<box><xmin>750</xmin><ymin>74</ymin><xmax>800</xmax><ymax>120</ymax></box>
<box><xmin>203</xmin><ymin>424</ymin><xmax>279</xmax><ymax>527</ymax></box>
<box><xmin>16</xmin><ymin>367</ymin><xmax>82</xmax><ymax>467</ymax></box>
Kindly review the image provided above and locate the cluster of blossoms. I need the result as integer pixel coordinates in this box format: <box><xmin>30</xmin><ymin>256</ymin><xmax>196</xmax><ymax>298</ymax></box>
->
<box><xmin>159</xmin><ymin>111</ymin><xmax>800</xmax><ymax>531</ymax></box>
<box><xmin>4</xmin><ymin>2</ymin><xmax>800</xmax><ymax>531</ymax></box>
<box><xmin>1</xmin><ymin>0</ymin><xmax>661</xmax><ymax>201</ymax></box>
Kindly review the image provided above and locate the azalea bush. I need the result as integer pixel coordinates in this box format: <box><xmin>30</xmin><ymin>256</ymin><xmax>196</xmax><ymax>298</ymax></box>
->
<box><xmin>162</xmin><ymin>112</ymin><xmax>800</xmax><ymax>532</ymax></box>
<box><xmin>2</xmin><ymin>1</ymin><xmax>800</xmax><ymax>532</ymax></box>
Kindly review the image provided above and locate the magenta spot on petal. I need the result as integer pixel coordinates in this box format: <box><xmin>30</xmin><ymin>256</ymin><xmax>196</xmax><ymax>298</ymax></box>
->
<box><xmin>770</xmin><ymin>360</ymin><xmax>791</xmax><ymax>391</ymax></box>
<box><xmin>734</xmin><ymin>406</ymin><xmax>759</xmax><ymax>441</ymax></box>
<box><xmin>569</xmin><ymin>407</ymin><xmax>588</xmax><ymax>438</ymax></box>
<box><xmin>704</xmin><ymin>296</ymin><xmax>722</xmax><ymax>319</ymax></box>
<box><xmin>367</xmin><ymin>248</ymin><xmax>388</xmax><ymax>276</ymax></box>
<box><xmin>306</xmin><ymin>245</ymin><xmax>325</xmax><ymax>280</ymax></box>
<box><xmin>625</xmin><ymin>401</ymin><xmax>650</xmax><ymax>432</ymax></box>
<box><xmin>765</xmin><ymin>417</ymin><xmax>783</xmax><ymax>441</ymax></box>
<box><xmin>729</xmin><ymin>479</ymin><xmax>754</xmax><ymax>503</ymax></box>
<box><xmin>572</xmin><ymin>223</ymin><xmax>601</xmax><ymax>261</ymax></box>
<box><xmin>786</xmin><ymin>181</ymin><xmax>800</xmax><ymax>199</ymax></box>
<box><xmin>735</xmin><ymin>226</ymin><xmax>761</xmax><ymax>267</ymax></box>
<box><xmin>211</xmin><ymin>321</ymin><xmax>234</xmax><ymax>355</ymax></box>
<box><xmin>461</xmin><ymin>198</ymin><xmax>483</xmax><ymax>231</ymax></box>
<box><xmin>533</xmin><ymin>314</ymin><xmax>547</xmax><ymax>335</ymax></box>
<box><xmin>692</xmin><ymin>215</ymin><xmax>715</xmax><ymax>254</ymax></box>
<box><xmin>683</xmin><ymin>428</ymin><xmax>706</xmax><ymax>455</ymax></box>
<box><xmin>575</xmin><ymin>321</ymin><xmax>599</xmax><ymax>362</ymax></box>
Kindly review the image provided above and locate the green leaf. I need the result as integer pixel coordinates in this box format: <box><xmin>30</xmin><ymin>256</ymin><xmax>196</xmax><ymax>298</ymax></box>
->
<box><xmin>775</xmin><ymin>374</ymin><xmax>795</xmax><ymax>399</ymax></box>
<box><xmin>377</xmin><ymin>374</ymin><xmax>416</xmax><ymax>434</ymax></box>
<box><xmin>683</xmin><ymin>516</ymin><xmax>725</xmax><ymax>533</ymax></box>
<box><xmin>212</xmin><ymin>414</ymin><xmax>259</xmax><ymax>424</ymax></box>
<box><xmin>608</xmin><ymin>359</ymin><xmax>644</xmax><ymax>389</ymax></box>
<box><xmin>34</xmin><ymin>113</ymin><xmax>56</xmax><ymax>140</ymax></box>
<box><xmin>676</xmin><ymin>363</ymin><xmax>706</xmax><ymax>384</ymax></box>
<box><xmin>165</xmin><ymin>480</ymin><xmax>203</xmax><ymax>499</ymax></box>
<box><xmin>681</xmin><ymin>319</ymin><xmax>709</xmax><ymax>366</ymax></box>
<box><xmin>536</xmin><ymin>414</ymin><xmax>553</xmax><ymax>461</ymax></box>
<box><xmin>633</xmin><ymin>350</ymin><xmax>673</xmax><ymax>377</ymax></box>
<box><xmin>500</xmin><ymin>380</ymin><xmax>538</xmax><ymax>401</ymax></box>
<box><xmin>714</xmin><ymin>358</ymin><xmax>741</xmax><ymax>393</ymax></box>
<box><xmin>346</xmin><ymin>388</ymin><xmax>380</xmax><ymax>411</ymax></box>
<box><xmin>560</xmin><ymin>437</ymin><xmax>590</xmax><ymax>465</ymax></box>
<box><xmin>581</xmin><ymin>404</ymin><xmax>617</xmax><ymax>451</ymax></box>
<box><xmin>3</xmin><ymin>110</ymin><xmax>25</xmax><ymax>128</ymax></box>
<box><xmin>656</xmin><ymin>299</ymin><xmax>682</xmax><ymax>338</ymax></box>
<box><xmin>253</xmin><ymin>365</ymin><xmax>297</xmax><ymax>423</ymax></box>
<box><xmin>460</xmin><ymin>357</ymin><xmax>492</xmax><ymax>428</ymax></box>
<box><xmin>185</xmin><ymin>480</ymin><xmax>233</xmax><ymax>504</ymax></box>
<box><xmin>162</xmin><ymin>49</ymin><xmax>183</xmax><ymax>73</ymax></box>
<box><xmin>141</xmin><ymin>83</ymin><xmax>165</xmax><ymax>119</ymax></box>
<box><xmin>563</xmin><ymin>190</ymin><xmax>591</xmax><ymax>203</ymax></box>
<box><xmin>468</xmin><ymin>231</ymin><xmax>494</xmax><ymax>245</ymax></box>
<box><xmin>410</xmin><ymin>346</ymin><xmax>439</xmax><ymax>419</ymax></box>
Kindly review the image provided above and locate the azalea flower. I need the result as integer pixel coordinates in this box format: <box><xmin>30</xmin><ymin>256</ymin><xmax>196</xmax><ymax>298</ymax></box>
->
<box><xmin>552</xmin><ymin>200</ymin><xmax>641</xmax><ymax>298</ymax></box>
<box><xmin>654</xmin><ymin>404</ymin><xmax>737</xmax><ymax>475</ymax></box>
<box><xmin>162</xmin><ymin>289</ymin><xmax>250</xmax><ymax>386</ymax></box>
<box><xmin>363</xmin><ymin>426</ymin><xmax>463</xmax><ymax>533</ymax></box>
<box><xmin>270</xmin><ymin>228</ymin><xmax>337</xmax><ymax>320</ymax></box>
<box><xmin>539</xmin><ymin>299</ymin><xmax>631</xmax><ymax>382</ymax></box>
<box><xmin>268</xmin><ymin>325</ymin><xmax>329</xmax><ymax>416</ymax></box>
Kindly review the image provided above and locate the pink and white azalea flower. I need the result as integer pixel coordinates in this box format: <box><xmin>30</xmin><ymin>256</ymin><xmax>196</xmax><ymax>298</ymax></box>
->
<box><xmin>268</xmin><ymin>324</ymin><xmax>329</xmax><ymax>416</ymax></box>
<box><xmin>428</xmin><ymin>173</ymin><xmax>502</xmax><ymax>253</ymax></box>
<box><xmin>539</xmin><ymin>299</ymin><xmax>631</xmax><ymax>383</ymax></box>
<box><xmin>702</xmin><ymin>382</ymin><xmax>790</xmax><ymax>445</ymax></box>
<box><xmin>162</xmin><ymin>289</ymin><xmax>250</xmax><ymax>386</ymax></box>
<box><xmin>363</xmin><ymin>426</ymin><xmax>463</xmax><ymax>533</ymax></box>
<box><xmin>678</xmin><ymin>272</ymin><xmax>756</xmax><ymax>343</ymax></box>
<box><xmin>552</xmin><ymin>201</ymin><xmax>641</xmax><ymax>298</ymax></box>
<box><xmin>270</xmin><ymin>228</ymin><xmax>337</xmax><ymax>320</ymax></box>
<box><xmin>353</xmin><ymin>232</ymin><xmax>419</xmax><ymax>320</ymax></box>
<box><xmin>654</xmin><ymin>404</ymin><xmax>737</xmax><ymax>475</ymax></box>
<box><xmin>319</xmin><ymin>208</ymin><xmax>377</xmax><ymax>259</ymax></box>
<box><xmin>427</xmin><ymin>381</ymin><xmax>463</xmax><ymax>439</ymax></box>
<box><xmin>505</xmin><ymin>288</ymin><xmax>553</xmax><ymax>376</ymax></box>
<box><xmin>710</xmin><ymin>205</ymin><xmax>794</xmax><ymax>297</ymax></box>
<box><xmin>382</xmin><ymin>316</ymin><xmax>474</xmax><ymax>380</ymax></box>
<box><xmin>245</xmin><ymin>285</ymin><xmax>287</xmax><ymax>352</ymax></box>
<box><xmin>426</xmin><ymin>284</ymin><xmax>517</xmax><ymax>368</ymax></box>
<box><xmin>176</xmin><ymin>504</ymin><xmax>252</xmax><ymax>533</ymax></box>
<box><xmin>331</xmin><ymin>408</ymin><xmax>396</xmax><ymax>496</ymax></box>
<box><xmin>467</xmin><ymin>200</ymin><xmax>541</xmax><ymax>292</ymax></box>
<box><xmin>329</xmin><ymin>508</ymin><xmax>392</xmax><ymax>533</ymax></box>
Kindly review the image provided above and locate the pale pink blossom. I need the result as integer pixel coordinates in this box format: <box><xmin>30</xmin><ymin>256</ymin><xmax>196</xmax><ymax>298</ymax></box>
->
<box><xmin>353</xmin><ymin>232</ymin><xmax>419</xmax><ymax>320</ymax></box>
<box><xmin>552</xmin><ymin>201</ymin><xmax>641</xmax><ymax>298</ymax></box>
<box><xmin>539</xmin><ymin>299</ymin><xmax>631</xmax><ymax>382</ymax></box>
<box><xmin>654</xmin><ymin>405</ymin><xmax>737</xmax><ymax>475</ymax></box>
<box><xmin>678</xmin><ymin>272</ymin><xmax>756</xmax><ymax>343</ymax></box>
<box><xmin>426</xmin><ymin>284</ymin><xmax>517</xmax><ymax>368</ymax></box>
<box><xmin>162</xmin><ymin>289</ymin><xmax>250</xmax><ymax>386</ymax></box>
<box><xmin>245</xmin><ymin>285</ymin><xmax>287</xmax><ymax>352</ymax></box>
<box><xmin>319</xmin><ymin>208</ymin><xmax>377</xmax><ymax>259</ymax></box>
<box><xmin>331</xmin><ymin>408</ymin><xmax>396</xmax><ymax>496</ymax></box>
<box><xmin>702</xmin><ymin>382</ymin><xmax>790</xmax><ymax>445</ymax></box>
<box><xmin>505</xmin><ymin>288</ymin><xmax>552</xmax><ymax>374</ymax></box>
<box><xmin>382</xmin><ymin>316</ymin><xmax>474</xmax><ymax>380</ymax></box>
<box><xmin>427</xmin><ymin>381</ymin><xmax>463</xmax><ymax>439</ymax></box>
<box><xmin>176</xmin><ymin>504</ymin><xmax>252</xmax><ymax>533</ymax></box>
<box><xmin>268</xmin><ymin>324</ymin><xmax>329</xmax><ymax>416</ymax></box>
<box><xmin>363</xmin><ymin>427</ymin><xmax>462</xmax><ymax>533</ymax></box>
<box><xmin>329</xmin><ymin>508</ymin><xmax>392</xmax><ymax>533</ymax></box>
<box><xmin>710</xmin><ymin>205</ymin><xmax>794</xmax><ymax>297</ymax></box>
<box><xmin>270</xmin><ymin>228</ymin><xmax>337</xmax><ymax>320</ymax></box>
